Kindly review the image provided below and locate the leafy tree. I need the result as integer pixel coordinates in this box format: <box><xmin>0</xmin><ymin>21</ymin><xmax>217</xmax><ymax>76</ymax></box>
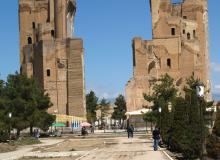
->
<box><xmin>170</xmin><ymin>76</ymin><xmax>211</xmax><ymax>159</ymax></box>
<box><xmin>0</xmin><ymin>79</ymin><xmax>9</xmax><ymax>141</ymax></box>
<box><xmin>206</xmin><ymin>102</ymin><xmax>220</xmax><ymax>159</ymax></box>
<box><xmin>0</xmin><ymin>80</ymin><xmax>4</xmax><ymax>94</ymax></box>
<box><xmin>144</xmin><ymin>74</ymin><xmax>177</xmax><ymax>141</ymax></box>
<box><xmin>170</xmin><ymin>97</ymin><xmax>188</xmax><ymax>152</ymax></box>
<box><xmin>4</xmin><ymin>73</ymin><xmax>55</xmax><ymax>136</ymax></box>
<box><xmin>213</xmin><ymin>103</ymin><xmax>220</xmax><ymax>137</ymax></box>
<box><xmin>98</xmin><ymin>98</ymin><xmax>110</xmax><ymax>127</ymax></box>
<box><xmin>143</xmin><ymin>111</ymin><xmax>157</xmax><ymax>132</ymax></box>
<box><xmin>112</xmin><ymin>95</ymin><xmax>127</xmax><ymax>125</ymax></box>
<box><xmin>37</xmin><ymin>111</ymin><xmax>55</xmax><ymax>131</ymax></box>
<box><xmin>143</xmin><ymin>74</ymin><xmax>211</xmax><ymax>159</ymax></box>
<box><xmin>206</xmin><ymin>134</ymin><xmax>220</xmax><ymax>159</ymax></box>
<box><xmin>86</xmin><ymin>91</ymin><xmax>98</xmax><ymax>123</ymax></box>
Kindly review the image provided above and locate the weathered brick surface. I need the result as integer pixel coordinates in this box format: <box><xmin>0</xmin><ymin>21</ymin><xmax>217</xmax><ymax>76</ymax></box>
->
<box><xmin>126</xmin><ymin>0</ymin><xmax>211</xmax><ymax>112</ymax></box>
<box><xmin>19</xmin><ymin>0</ymin><xmax>86</xmax><ymax>118</ymax></box>
<box><xmin>67</xmin><ymin>38</ymin><xmax>86</xmax><ymax>117</ymax></box>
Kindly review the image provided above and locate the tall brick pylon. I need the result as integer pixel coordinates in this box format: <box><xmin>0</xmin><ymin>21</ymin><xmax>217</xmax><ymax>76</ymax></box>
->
<box><xmin>19</xmin><ymin>0</ymin><xmax>86</xmax><ymax>117</ymax></box>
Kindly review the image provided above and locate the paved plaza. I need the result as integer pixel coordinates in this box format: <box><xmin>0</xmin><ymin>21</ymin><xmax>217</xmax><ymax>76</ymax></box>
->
<box><xmin>78</xmin><ymin>136</ymin><xmax>170</xmax><ymax>160</ymax></box>
<box><xmin>0</xmin><ymin>133</ymin><xmax>171</xmax><ymax>160</ymax></box>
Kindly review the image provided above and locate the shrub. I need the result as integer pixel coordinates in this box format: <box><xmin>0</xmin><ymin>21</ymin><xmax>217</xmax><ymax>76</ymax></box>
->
<box><xmin>0</xmin><ymin>130</ymin><xmax>9</xmax><ymax>142</ymax></box>
<box><xmin>206</xmin><ymin>134</ymin><xmax>220</xmax><ymax>159</ymax></box>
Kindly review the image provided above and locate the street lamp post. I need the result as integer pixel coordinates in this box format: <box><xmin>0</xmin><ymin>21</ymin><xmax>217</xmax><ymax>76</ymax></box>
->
<box><xmin>158</xmin><ymin>107</ymin><xmax>162</xmax><ymax>129</ymax></box>
<box><xmin>168</xmin><ymin>102</ymin><xmax>172</xmax><ymax>113</ymax></box>
<box><xmin>196</xmin><ymin>82</ymin><xmax>205</xmax><ymax>160</ymax></box>
<box><xmin>158</xmin><ymin>107</ymin><xmax>162</xmax><ymax>144</ymax></box>
<box><xmin>8</xmin><ymin>112</ymin><xmax>12</xmax><ymax>143</ymax></box>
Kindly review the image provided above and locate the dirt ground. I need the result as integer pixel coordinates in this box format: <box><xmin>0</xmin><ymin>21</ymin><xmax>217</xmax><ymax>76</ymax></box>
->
<box><xmin>40</xmin><ymin>138</ymin><xmax>115</xmax><ymax>152</ymax></box>
<box><xmin>20</xmin><ymin>157</ymin><xmax>77</xmax><ymax>160</ymax></box>
<box><xmin>10</xmin><ymin>133</ymin><xmax>171</xmax><ymax>160</ymax></box>
<box><xmin>0</xmin><ymin>137</ymin><xmax>40</xmax><ymax>153</ymax></box>
<box><xmin>18</xmin><ymin>138</ymin><xmax>117</xmax><ymax>160</ymax></box>
<box><xmin>0</xmin><ymin>143</ymin><xmax>17</xmax><ymax>153</ymax></box>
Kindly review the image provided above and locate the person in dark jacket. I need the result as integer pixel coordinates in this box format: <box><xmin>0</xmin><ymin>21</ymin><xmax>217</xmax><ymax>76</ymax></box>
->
<box><xmin>81</xmin><ymin>126</ymin><xmax>88</xmax><ymax>136</ymax></box>
<box><xmin>152</xmin><ymin>127</ymin><xmax>160</xmax><ymax>151</ymax></box>
<box><xmin>130</xmin><ymin>124</ymin><xmax>134</xmax><ymax>138</ymax></box>
<box><xmin>127</xmin><ymin>125</ymin><xmax>134</xmax><ymax>138</ymax></box>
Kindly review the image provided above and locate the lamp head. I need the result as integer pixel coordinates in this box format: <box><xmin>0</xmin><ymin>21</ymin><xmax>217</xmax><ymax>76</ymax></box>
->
<box><xmin>196</xmin><ymin>82</ymin><xmax>205</xmax><ymax>97</ymax></box>
<box><xmin>159</xmin><ymin>107</ymin><xmax>162</xmax><ymax>113</ymax></box>
<box><xmin>8</xmin><ymin>112</ymin><xmax>12</xmax><ymax>118</ymax></box>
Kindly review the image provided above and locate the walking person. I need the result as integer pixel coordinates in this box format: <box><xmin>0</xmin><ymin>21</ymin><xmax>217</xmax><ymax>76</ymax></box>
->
<box><xmin>127</xmin><ymin>125</ymin><xmax>131</xmax><ymax>138</ymax></box>
<box><xmin>130</xmin><ymin>124</ymin><xmax>134</xmax><ymax>138</ymax></box>
<box><xmin>90</xmin><ymin>125</ymin><xmax>94</xmax><ymax>134</ymax></box>
<box><xmin>127</xmin><ymin>124</ymin><xmax>134</xmax><ymax>138</ymax></box>
<box><xmin>152</xmin><ymin>127</ymin><xmax>160</xmax><ymax>151</ymax></box>
<box><xmin>81</xmin><ymin>126</ymin><xmax>87</xmax><ymax>136</ymax></box>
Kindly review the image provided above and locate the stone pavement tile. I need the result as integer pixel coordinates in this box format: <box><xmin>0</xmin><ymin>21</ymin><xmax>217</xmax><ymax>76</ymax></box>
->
<box><xmin>80</xmin><ymin>137</ymin><xmax>170</xmax><ymax>160</ymax></box>
<box><xmin>0</xmin><ymin>139</ymin><xmax>64</xmax><ymax>160</ymax></box>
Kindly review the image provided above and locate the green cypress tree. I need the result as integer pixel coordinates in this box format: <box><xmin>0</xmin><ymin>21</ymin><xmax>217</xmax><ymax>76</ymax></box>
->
<box><xmin>99</xmin><ymin>98</ymin><xmax>110</xmax><ymax>127</ymax></box>
<box><xmin>144</xmin><ymin>74</ymin><xmax>177</xmax><ymax>142</ymax></box>
<box><xmin>5</xmin><ymin>73</ymin><xmax>55</xmax><ymax>137</ymax></box>
<box><xmin>213</xmin><ymin>103</ymin><xmax>220</xmax><ymax>137</ymax></box>
<box><xmin>206</xmin><ymin>103</ymin><xmax>220</xmax><ymax>159</ymax></box>
<box><xmin>112</xmin><ymin>94</ymin><xmax>127</xmax><ymax>125</ymax></box>
<box><xmin>0</xmin><ymin>79</ymin><xmax>9</xmax><ymax>142</ymax></box>
<box><xmin>86</xmin><ymin>91</ymin><xmax>98</xmax><ymax>123</ymax></box>
<box><xmin>143</xmin><ymin>111</ymin><xmax>157</xmax><ymax>132</ymax></box>
<box><xmin>170</xmin><ymin>97</ymin><xmax>188</xmax><ymax>152</ymax></box>
<box><xmin>171</xmin><ymin>76</ymin><xmax>210</xmax><ymax>159</ymax></box>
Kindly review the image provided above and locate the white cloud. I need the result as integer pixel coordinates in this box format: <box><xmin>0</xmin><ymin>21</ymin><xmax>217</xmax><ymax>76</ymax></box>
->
<box><xmin>102</xmin><ymin>92</ymin><xmax>110</xmax><ymax>99</ymax></box>
<box><xmin>211</xmin><ymin>62</ymin><xmax>220</xmax><ymax>72</ymax></box>
<box><xmin>215</xmin><ymin>85</ymin><xmax>220</xmax><ymax>89</ymax></box>
<box><xmin>212</xmin><ymin>84</ymin><xmax>220</xmax><ymax>94</ymax></box>
<box><xmin>86</xmin><ymin>85</ymin><xmax>121</xmax><ymax>100</ymax></box>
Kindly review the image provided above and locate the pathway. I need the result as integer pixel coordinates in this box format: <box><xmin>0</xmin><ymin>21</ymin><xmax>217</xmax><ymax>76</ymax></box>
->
<box><xmin>78</xmin><ymin>136</ymin><xmax>170</xmax><ymax>160</ymax></box>
<box><xmin>0</xmin><ymin>139</ymin><xmax>64</xmax><ymax>160</ymax></box>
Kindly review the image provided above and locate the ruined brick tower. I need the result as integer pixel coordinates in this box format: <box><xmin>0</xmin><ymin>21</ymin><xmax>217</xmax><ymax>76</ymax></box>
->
<box><xmin>126</xmin><ymin>0</ymin><xmax>211</xmax><ymax>112</ymax></box>
<box><xmin>19</xmin><ymin>0</ymin><xmax>86</xmax><ymax>117</ymax></box>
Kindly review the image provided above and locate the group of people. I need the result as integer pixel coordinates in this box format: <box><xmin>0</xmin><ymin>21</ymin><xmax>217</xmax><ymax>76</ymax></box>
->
<box><xmin>152</xmin><ymin>127</ymin><xmax>173</xmax><ymax>151</ymax></box>
<box><xmin>81</xmin><ymin>125</ymin><xmax>95</xmax><ymax>136</ymax></box>
<box><xmin>126</xmin><ymin>124</ymin><xmax>161</xmax><ymax>151</ymax></box>
<box><xmin>81</xmin><ymin>123</ymin><xmax>162</xmax><ymax>151</ymax></box>
<box><xmin>33</xmin><ymin>129</ymin><xmax>40</xmax><ymax>139</ymax></box>
<box><xmin>81</xmin><ymin>126</ymin><xmax>88</xmax><ymax>136</ymax></box>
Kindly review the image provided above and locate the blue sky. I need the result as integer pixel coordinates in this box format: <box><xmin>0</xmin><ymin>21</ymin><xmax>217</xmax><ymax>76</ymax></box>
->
<box><xmin>0</xmin><ymin>0</ymin><xmax>219</xmax><ymax>100</ymax></box>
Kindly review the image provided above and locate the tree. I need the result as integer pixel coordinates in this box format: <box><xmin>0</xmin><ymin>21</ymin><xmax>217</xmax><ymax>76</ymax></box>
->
<box><xmin>143</xmin><ymin>111</ymin><xmax>157</xmax><ymax>132</ymax></box>
<box><xmin>143</xmin><ymin>74</ymin><xmax>211</xmax><ymax>159</ymax></box>
<box><xmin>144</xmin><ymin>74</ymin><xmax>177</xmax><ymax>142</ymax></box>
<box><xmin>206</xmin><ymin>102</ymin><xmax>220</xmax><ymax>159</ymax></box>
<box><xmin>0</xmin><ymin>79</ymin><xmax>9</xmax><ymax>142</ymax></box>
<box><xmin>180</xmin><ymin>76</ymin><xmax>208</xmax><ymax>158</ymax></box>
<box><xmin>213</xmin><ymin>102</ymin><xmax>220</xmax><ymax>137</ymax></box>
<box><xmin>112</xmin><ymin>95</ymin><xmax>127</xmax><ymax>125</ymax></box>
<box><xmin>86</xmin><ymin>91</ymin><xmax>98</xmax><ymax>124</ymax></box>
<box><xmin>0</xmin><ymin>80</ymin><xmax>4</xmax><ymax>94</ymax></box>
<box><xmin>98</xmin><ymin>98</ymin><xmax>110</xmax><ymax>127</ymax></box>
<box><xmin>169</xmin><ymin>76</ymin><xmax>211</xmax><ymax>159</ymax></box>
<box><xmin>4</xmin><ymin>73</ymin><xmax>55</xmax><ymax>137</ymax></box>
<box><xmin>170</xmin><ymin>97</ymin><xmax>190</xmax><ymax>153</ymax></box>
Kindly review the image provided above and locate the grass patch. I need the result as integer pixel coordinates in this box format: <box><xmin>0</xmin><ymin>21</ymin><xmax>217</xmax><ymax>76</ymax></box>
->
<box><xmin>0</xmin><ymin>143</ymin><xmax>17</xmax><ymax>153</ymax></box>
<box><xmin>12</xmin><ymin>137</ymin><xmax>41</xmax><ymax>146</ymax></box>
<box><xmin>0</xmin><ymin>137</ymin><xmax>40</xmax><ymax>153</ymax></box>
